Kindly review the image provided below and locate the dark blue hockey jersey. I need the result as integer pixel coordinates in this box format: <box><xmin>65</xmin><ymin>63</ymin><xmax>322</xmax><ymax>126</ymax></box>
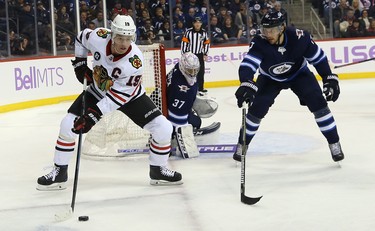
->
<box><xmin>166</xmin><ymin>64</ymin><xmax>198</xmax><ymax>127</ymax></box>
<box><xmin>239</xmin><ymin>27</ymin><xmax>333</xmax><ymax>83</ymax></box>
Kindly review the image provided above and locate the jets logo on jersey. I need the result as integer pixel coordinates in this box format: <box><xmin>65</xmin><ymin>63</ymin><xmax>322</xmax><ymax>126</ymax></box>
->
<box><xmin>178</xmin><ymin>85</ymin><xmax>190</xmax><ymax>92</ymax></box>
<box><xmin>129</xmin><ymin>55</ymin><xmax>142</xmax><ymax>69</ymax></box>
<box><xmin>278</xmin><ymin>47</ymin><xmax>286</xmax><ymax>55</ymax></box>
<box><xmin>96</xmin><ymin>29</ymin><xmax>109</xmax><ymax>38</ymax></box>
<box><xmin>270</xmin><ymin>62</ymin><xmax>293</xmax><ymax>75</ymax></box>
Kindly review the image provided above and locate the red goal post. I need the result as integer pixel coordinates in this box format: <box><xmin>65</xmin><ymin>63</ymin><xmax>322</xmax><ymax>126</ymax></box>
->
<box><xmin>82</xmin><ymin>43</ymin><xmax>168</xmax><ymax>159</ymax></box>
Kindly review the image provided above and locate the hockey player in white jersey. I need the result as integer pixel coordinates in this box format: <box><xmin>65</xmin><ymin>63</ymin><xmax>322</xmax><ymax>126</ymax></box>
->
<box><xmin>37</xmin><ymin>15</ymin><xmax>182</xmax><ymax>190</ymax></box>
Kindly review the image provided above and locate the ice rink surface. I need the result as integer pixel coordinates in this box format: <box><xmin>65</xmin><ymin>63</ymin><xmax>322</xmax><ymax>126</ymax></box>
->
<box><xmin>0</xmin><ymin>78</ymin><xmax>374</xmax><ymax>231</ymax></box>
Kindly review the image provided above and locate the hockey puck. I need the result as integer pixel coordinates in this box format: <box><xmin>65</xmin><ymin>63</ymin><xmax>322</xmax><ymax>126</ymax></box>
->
<box><xmin>78</xmin><ymin>216</ymin><xmax>89</xmax><ymax>221</ymax></box>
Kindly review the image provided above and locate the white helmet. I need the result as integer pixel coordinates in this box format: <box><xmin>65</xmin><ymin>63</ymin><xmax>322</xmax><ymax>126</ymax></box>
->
<box><xmin>179</xmin><ymin>52</ymin><xmax>200</xmax><ymax>86</ymax></box>
<box><xmin>111</xmin><ymin>15</ymin><xmax>136</xmax><ymax>42</ymax></box>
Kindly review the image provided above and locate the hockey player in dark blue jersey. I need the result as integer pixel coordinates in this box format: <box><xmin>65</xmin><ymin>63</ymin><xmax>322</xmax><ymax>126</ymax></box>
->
<box><xmin>233</xmin><ymin>11</ymin><xmax>344</xmax><ymax>162</ymax></box>
<box><xmin>166</xmin><ymin>52</ymin><xmax>220</xmax><ymax>158</ymax></box>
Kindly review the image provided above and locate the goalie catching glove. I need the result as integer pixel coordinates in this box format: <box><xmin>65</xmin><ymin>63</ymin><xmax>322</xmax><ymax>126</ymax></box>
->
<box><xmin>235</xmin><ymin>80</ymin><xmax>258</xmax><ymax>108</ymax></box>
<box><xmin>71</xmin><ymin>57</ymin><xmax>93</xmax><ymax>84</ymax></box>
<box><xmin>72</xmin><ymin>107</ymin><xmax>102</xmax><ymax>134</ymax></box>
<box><xmin>323</xmin><ymin>74</ymin><xmax>340</xmax><ymax>102</ymax></box>
<box><xmin>93</xmin><ymin>65</ymin><xmax>113</xmax><ymax>91</ymax></box>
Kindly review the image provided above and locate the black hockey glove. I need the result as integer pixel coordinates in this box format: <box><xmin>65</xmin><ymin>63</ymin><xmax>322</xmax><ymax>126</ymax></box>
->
<box><xmin>235</xmin><ymin>81</ymin><xmax>258</xmax><ymax>108</ymax></box>
<box><xmin>323</xmin><ymin>74</ymin><xmax>340</xmax><ymax>102</ymax></box>
<box><xmin>71</xmin><ymin>57</ymin><xmax>93</xmax><ymax>84</ymax></box>
<box><xmin>72</xmin><ymin>108</ymin><xmax>102</xmax><ymax>134</ymax></box>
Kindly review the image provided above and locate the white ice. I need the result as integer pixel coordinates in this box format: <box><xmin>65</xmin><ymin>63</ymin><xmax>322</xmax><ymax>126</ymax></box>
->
<box><xmin>0</xmin><ymin>79</ymin><xmax>374</xmax><ymax>231</ymax></box>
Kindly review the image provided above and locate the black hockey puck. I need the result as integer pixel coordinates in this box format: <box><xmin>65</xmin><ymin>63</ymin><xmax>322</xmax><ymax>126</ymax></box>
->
<box><xmin>78</xmin><ymin>216</ymin><xmax>89</xmax><ymax>221</ymax></box>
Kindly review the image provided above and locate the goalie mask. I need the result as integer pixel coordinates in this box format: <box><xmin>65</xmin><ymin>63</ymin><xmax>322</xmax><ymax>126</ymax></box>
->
<box><xmin>111</xmin><ymin>15</ymin><xmax>137</xmax><ymax>43</ymax></box>
<box><xmin>179</xmin><ymin>52</ymin><xmax>200</xmax><ymax>86</ymax></box>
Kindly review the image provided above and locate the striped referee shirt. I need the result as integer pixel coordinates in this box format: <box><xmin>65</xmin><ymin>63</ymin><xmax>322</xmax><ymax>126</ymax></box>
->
<box><xmin>181</xmin><ymin>28</ymin><xmax>210</xmax><ymax>55</ymax></box>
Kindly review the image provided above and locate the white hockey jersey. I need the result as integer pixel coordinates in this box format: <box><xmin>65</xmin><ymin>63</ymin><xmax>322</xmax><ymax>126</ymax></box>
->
<box><xmin>75</xmin><ymin>28</ymin><xmax>146</xmax><ymax>115</ymax></box>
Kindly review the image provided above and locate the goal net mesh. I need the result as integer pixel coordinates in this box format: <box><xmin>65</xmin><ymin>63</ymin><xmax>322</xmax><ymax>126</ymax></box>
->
<box><xmin>82</xmin><ymin>43</ymin><xmax>166</xmax><ymax>158</ymax></box>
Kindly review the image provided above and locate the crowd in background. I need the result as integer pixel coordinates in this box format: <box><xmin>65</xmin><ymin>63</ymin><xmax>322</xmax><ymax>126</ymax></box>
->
<box><xmin>3</xmin><ymin>0</ymin><xmax>374</xmax><ymax>57</ymax></box>
<box><xmin>313</xmin><ymin>0</ymin><xmax>375</xmax><ymax>38</ymax></box>
<box><xmin>0</xmin><ymin>0</ymin><xmax>291</xmax><ymax>57</ymax></box>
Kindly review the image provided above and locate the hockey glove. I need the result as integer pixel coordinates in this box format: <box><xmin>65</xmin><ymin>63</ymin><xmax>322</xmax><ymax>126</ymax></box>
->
<box><xmin>323</xmin><ymin>74</ymin><xmax>340</xmax><ymax>102</ymax></box>
<box><xmin>235</xmin><ymin>81</ymin><xmax>258</xmax><ymax>108</ymax></box>
<box><xmin>72</xmin><ymin>108</ymin><xmax>102</xmax><ymax>134</ymax></box>
<box><xmin>71</xmin><ymin>57</ymin><xmax>93</xmax><ymax>84</ymax></box>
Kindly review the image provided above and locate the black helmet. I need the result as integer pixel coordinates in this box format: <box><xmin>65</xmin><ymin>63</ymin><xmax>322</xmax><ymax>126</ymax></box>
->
<box><xmin>261</xmin><ymin>11</ymin><xmax>285</xmax><ymax>28</ymax></box>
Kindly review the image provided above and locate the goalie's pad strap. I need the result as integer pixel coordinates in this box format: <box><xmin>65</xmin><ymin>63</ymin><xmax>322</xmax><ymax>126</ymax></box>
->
<box><xmin>176</xmin><ymin>124</ymin><xmax>199</xmax><ymax>158</ymax></box>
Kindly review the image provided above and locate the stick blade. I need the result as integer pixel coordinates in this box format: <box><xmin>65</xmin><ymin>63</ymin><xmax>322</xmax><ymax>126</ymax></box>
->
<box><xmin>241</xmin><ymin>194</ymin><xmax>262</xmax><ymax>205</ymax></box>
<box><xmin>54</xmin><ymin>207</ymin><xmax>73</xmax><ymax>222</ymax></box>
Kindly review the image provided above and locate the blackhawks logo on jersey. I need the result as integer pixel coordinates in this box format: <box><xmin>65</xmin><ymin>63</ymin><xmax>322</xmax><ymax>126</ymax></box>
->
<box><xmin>96</xmin><ymin>29</ymin><xmax>109</xmax><ymax>38</ymax></box>
<box><xmin>129</xmin><ymin>55</ymin><xmax>142</xmax><ymax>69</ymax></box>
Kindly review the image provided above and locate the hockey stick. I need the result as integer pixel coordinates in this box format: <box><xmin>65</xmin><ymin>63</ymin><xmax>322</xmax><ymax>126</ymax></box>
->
<box><xmin>240</xmin><ymin>107</ymin><xmax>262</xmax><ymax>205</ymax></box>
<box><xmin>333</xmin><ymin>57</ymin><xmax>375</xmax><ymax>69</ymax></box>
<box><xmin>55</xmin><ymin>78</ymin><xmax>87</xmax><ymax>222</ymax></box>
<box><xmin>117</xmin><ymin>144</ymin><xmax>237</xmax><ymax>154</ymax></box>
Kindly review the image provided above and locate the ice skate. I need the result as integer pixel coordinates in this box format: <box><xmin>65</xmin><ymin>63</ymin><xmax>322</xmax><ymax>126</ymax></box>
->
<box><xmin>329</xmin><ymin>142</ymin><xmax>344</xmax><ymax>162</ymax></box>
<box><xmin>233</xmin><ymin>143</ymin><xmax>248</xmax><ymax>162</ymax></box>
<box><xmin>37</xmin><ymin>164</ymin><xmax>68</xmax><ymax>191</ymax></box>
<box><xmin>149</xmin><ymin>165</ymin><xmax>183</xmax><ymax>185</ymax></box>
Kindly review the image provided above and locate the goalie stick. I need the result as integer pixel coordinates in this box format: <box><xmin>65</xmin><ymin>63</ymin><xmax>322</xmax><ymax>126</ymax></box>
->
<box><xmin>240</xmin><ymin>107</ymin><xmax>262</xmax><ymax>205</ymax></box>
<box><xmin>118</xmin><ymin>144</ymin><xmax>237</xmax><ymax>155</ymax></box>
<box><xmin>333</xmin><ymin>57</ymin><xmax>375</xmax><ymax>69</ymax></box>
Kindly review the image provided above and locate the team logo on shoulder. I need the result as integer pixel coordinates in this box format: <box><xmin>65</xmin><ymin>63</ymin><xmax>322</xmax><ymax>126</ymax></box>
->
<box><xmin>129</xmin><ymin>55</ymin><xmax>142</xmax><ymax>69</ymax></box>
<box><xmin>96</xmin><ymin>29</ymin><xmax>109</xmax><ymax>38</ymax></box>
<box><xmin>269</xmin><ymin>62</ymin><xmax>293</xmax><ymax>75</ymax></box>
<box><xmin>178</xmin><ymin>85</ymin><xmax>190</xmax><ymax>92</ymax></box>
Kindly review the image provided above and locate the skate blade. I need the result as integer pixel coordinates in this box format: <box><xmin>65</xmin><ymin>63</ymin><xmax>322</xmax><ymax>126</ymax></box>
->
<box><xmin>36</xmin><ymin>182</ymin><xmax>67</xmax><ymax>191</ymax></box>
<box><xmin>150</xmin><ymin>179</ymin><xmax>183</xmax><ymax>186</ymax></box>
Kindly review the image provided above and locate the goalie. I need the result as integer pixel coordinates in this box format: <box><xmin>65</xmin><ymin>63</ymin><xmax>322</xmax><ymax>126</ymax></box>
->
<box><xmin>164</xmin><ymin>52</ymin><xmax>220</xmax><ymax>158</ymax></box>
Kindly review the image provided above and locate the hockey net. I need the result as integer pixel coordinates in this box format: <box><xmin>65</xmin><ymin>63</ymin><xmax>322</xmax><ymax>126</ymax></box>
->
<box><xmin>82</xmin><ymin>43</ymin><xmax>167</xmax><ymax>159</ymax></box>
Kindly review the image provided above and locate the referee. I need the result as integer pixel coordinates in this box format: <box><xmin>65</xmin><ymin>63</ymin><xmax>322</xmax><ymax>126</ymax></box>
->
<box><xmin>181</xmin><ymin>16</ymin><xmax>210</xmax><ymax>95</ymax></box>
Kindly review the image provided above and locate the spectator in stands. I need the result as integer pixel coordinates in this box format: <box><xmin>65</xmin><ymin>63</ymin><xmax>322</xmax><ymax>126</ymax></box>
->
<box><xmin>222</xmin><ymin>16</ymin><xmax>243</xmax><ymax>41</ymax></box>
<box><xmin>88</xmin><ymin>21</ymin><xmax>96</xmax><ymax>29</ymax></box>
<box><xmin>139</xmin><ymin>18</ymin><xmax>156</xmax><ymax>40</ymax></box>
<box><xmin>217</xmin><ymin>6</ymin><xmax>230</xmax><ymax>29</ymax></box>
<box><xmin>209</xmin><ymin>15</ymin><xmax>225</xmax><ymax>44</ymax></box>
<box><xmin>80</xmin><ymin>11</ymin><xmax>90</xmax><ymax>30</ymax></box>
<box><xmin>344</xmin><ymin>18</ymin><xmax>365</xmax><ymax>37</ymax></box>
<box><xmin>185</xmin><ymin>6</ymin><xmax>197</xmax><ymax>28</ymax></box>
<box><xmin>213</xmin><ymin>0</ymin><xmax>231</xmax><ymax>15</ymax></box>
<box><xmin>350</xmin><ymin>0</ymin><xmax>363</xmax><ymax>18</ymax></box>
<box><xmin>173</xmin><ymin>20</ymin><xmax>185</xmax><ymax>47</ymax></box>
<box><xmin>152</xmin><ymin>7</ymin><xmax>167</xmax><ymax>31</ymax></box>
<box><xmin>242</xmin><ymin>14</ymin><xmax>259</xmax><ymax>40</ymax></box>
<box><xmin>172</xmin><ymin>6</ymin><xmax>186</xmax><ymax>26</ymax></box>
<box><xmin>91</xmin><ymin>11</ymin><xmax>105</xmax><ymax>28</ymax></box>
<box><xmin>365</xmin><ymin>18</ymin><xmax>375</xmax><ymax>35</ymax></box>
<box><xmin>323</xmin><ymin>0</ymin><xmax>340</xmax><ymax>27</ymax></box>
<box><xmin>150</xmin><ymin>0</ymin><xmax>169</xmax><ymax>17</ymax></box>
<box><xmin>358</xmin><ymin>9</ymin><xmax>372</xmax><ymax>30</ymax></box>
<box><xmin>56</xmin><ymin>4</ymin><xmax>74</xmax><ymax>34</ymax></box>
<box><xmin>136</xmin><ymin>1</ymin><xmax>147</xmax><ymax>18</ymax></box>
<box><xmin>229</xmin><ymin>0</ymin><xmax>242</xmax><ymax>16</ymax></box>
<box><xmin>18</xmin><ymin>2</ymin><xmax>35</xmax><ymax>40</ymax></box>
<box><xmin>338</xmin><ymin>9</ymin><xmax>356</xmax><ymax>37</ymax></box>
<box><xmin>271</xmin><ymin>1</ymin><xmax>288</xmax><ymax>24</ymax></box>
<box><xmin>333</xmin><ymin>0</ymin><xmax>351</xmax><ymax>37</ymax></box>
<box><xmin>11</xmin><ymin>33</ymin><xmax>33</xmax><ymax>55</ymax></box>
<box><xmin>182</xmin><ymin>0</ymin><xmax>201</xmax><ymax>16</ymax></box>
<box><xmin>137</xmin><ymin>9</ymin><xmax>151</xmax><ymax>27</ymax></box>
<box><xmin>157</xmin><ymin>20</ymin><xmax>171</xmax><ymax>41</ymax></box>
<box><xmin>111</xmin><ymin>0</ymin><xmax>127</xmax><ymax>16</ymax></box>
<box><xmin>234</xmin><ymin>3</ymin><xmax>247</xmax><ymax>30</ymax></box>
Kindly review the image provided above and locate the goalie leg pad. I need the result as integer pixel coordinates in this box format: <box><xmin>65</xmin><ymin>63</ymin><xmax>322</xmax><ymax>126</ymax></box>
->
<box><xmin>176</xmin><ymin>124</ymin><xmax>200</xmax><ymax>158</ymax></box>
